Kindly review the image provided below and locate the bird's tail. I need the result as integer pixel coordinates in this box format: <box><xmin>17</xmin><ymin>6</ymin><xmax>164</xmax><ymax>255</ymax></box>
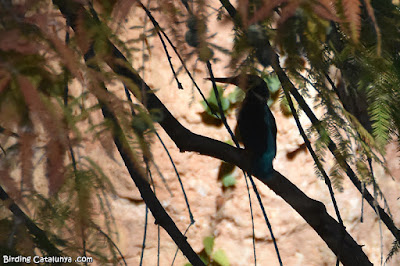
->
<box><xmin>251</xmin><ymin>151</ymin><xmax>275</xmax><ymax>181</ymax></box>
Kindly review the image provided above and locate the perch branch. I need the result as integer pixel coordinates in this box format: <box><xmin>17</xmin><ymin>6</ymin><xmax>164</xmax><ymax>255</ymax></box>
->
<box><xmin>54</xmin><ymin>1</ymin><xmax>372</xmax><ymax>265</ymax></box>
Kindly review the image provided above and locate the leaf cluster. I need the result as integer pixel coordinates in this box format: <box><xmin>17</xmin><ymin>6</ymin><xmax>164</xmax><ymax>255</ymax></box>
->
<box><xmin>0</xmin><ymin>0</ymin><xmax>157</xmax><ymax>262</ymax></box>
<box><xmin>185</xmin><ymin>235</ymin><xmax>230</xmax><ymax>266</ymax></box>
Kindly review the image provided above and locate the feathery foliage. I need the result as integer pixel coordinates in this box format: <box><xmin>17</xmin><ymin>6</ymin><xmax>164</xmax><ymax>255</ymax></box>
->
<box><xmin>1</xmin><ymin>0</ymin><xmax>400</xmax><ymax>264</ymax></box>
<box><xmin>0</xmin><ymin>0</ymin><xmax>154</xmax><ymax>262</ymax></box>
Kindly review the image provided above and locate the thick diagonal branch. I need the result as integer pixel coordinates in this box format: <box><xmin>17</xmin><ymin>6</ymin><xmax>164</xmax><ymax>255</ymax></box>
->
<box><xmin>55</xmin><ymin>1</ymin><xmax>372</xmax><ymax>265</ymax></box>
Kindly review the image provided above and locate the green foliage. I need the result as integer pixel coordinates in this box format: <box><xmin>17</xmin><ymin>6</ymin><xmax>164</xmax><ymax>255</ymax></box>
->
<box><xmin>212</xmin><ymin>249</ymin><xmax>230</xmax><ymax>266</ymax></box>
<box><xmin>200</xmin><ymin>85</ymin><xmax>237</xmax><ymax>118</ymax></box>
<box><xmin>263</xmin><ymin>73</ymin><xmax>282</xmax><ymax>106</ymax></box>
<box><xmin>279</xmin><ymin>93</ymin><xmax>292</xmax><ymax>116</ymax></box>
<box><xmin>27</xmin><ymin>157</ymin><xmax>119</xmax><ymax>261</ymax></box>
<box><xmin>222</xmin><ymin>173</ymin><xmax>237</xmax><ymax>188</ymax></box>
<box><xmin>2</xmin><ymin>0</ymin><xmax>400</xmax><ymax>264</ymax></box>
<box><xmin>0</xmin><ymin>0</ymin><xmax>154</xmax><ymax>263</ymax></box>
<box><xmin>186</xmin><ymin>235</ymin><xmax>230</xmax><ymax>266</ymax></box>
<box><xmin>218</xmin><ymin>161</ymin><xmax>237</xmax><ymax>188</ymax></box>
<box><xmin>201</xmin><ymin>74</ymin><xmax>279</xmax><ymax>120</ymax></box>
<box><xmin>329</xmin><ymin>162</ymin><xmax>344</xmax><ymax>192</ymax></box>
<box><xmin>260</xmin><ymin>0</ymin><xmax>400</xmax><ymax>203</ymax></box>
<box><xmin>184</xmin><ymin>12</ymin><xmax>215</xmax><ymax>62</ymax></box>
<box><xmin>203</xmin><ymin>235</ymin><xmax>215</xmax><ymax>256</ymax></box>
<box><xmin>264</xmin><ymin>74</ymin><xmax>281</xmax><ymax>94</ymax></box>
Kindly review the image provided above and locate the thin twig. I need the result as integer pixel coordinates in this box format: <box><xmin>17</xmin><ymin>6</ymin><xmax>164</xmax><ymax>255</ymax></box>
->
<box><xmin>139</xmin><ymin>168</ymin><xmax>150</xmax><ymax>266</ymax></box>
<box><xmin>137</xmin><ymin>1</ymin><xmax>221</xmax><ymax>119</ymax></box>
<box><xmin>53</xmin><ymin>1</ymin><xmax>204</xmax><ymax>262</ymax></box>
<box><xmin>277</xmin><ymin>61</ymin><xmax>400</xmax><ymax>242</ymax></box>
<box><xmin>63</xmin><ymin>20</ymin><xmax>88</xmax><ymax>264</ymax></box>
<box><xmin>281</xmin><ymin>81</ymin><xmax>345</xmax><ymax>266</ymax></box>
<box><xmin>243</xmin><ymin>172</ymin><xmax>257</xmax><ymax>265</ymax></box>
<box><xmin>369</xmin><ymin>158</ymin><xmax>384</xmax><ymax>266</ymax></box>
<box><xmin>92</xmin><ymin>222</ymin><xmax>128</xmax><ymax>266</ymax></box>
<box><xmin>154</xmin><ymin>130</ymin><xmax>194</xmax><ymax>223</ymax></box>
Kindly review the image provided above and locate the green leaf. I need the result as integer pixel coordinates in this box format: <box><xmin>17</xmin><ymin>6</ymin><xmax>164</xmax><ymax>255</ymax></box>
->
<box><xmin>200</xmin><ymin>253</ymin><xmax>210</xmax><ymax>264</ymax></box>
<box><xmin>280</xmin><ymin>95</ymin><xmax>292</xmax><ymax>116</ymax></box>
<box><xmin>225</xmin><ymin>139</ymin><xmax>234</xmax><ymax>146</ymax></box>
<box><xmin>212</xmin><ymin>249</ymin><xmax>230</xmax><ymax>266</ymax></box>
<box><xmin>220</xmin><ymin>98</ymin><xmax>230</xmax><ymax>111</ymax></box>
<box><xmin>201</xmin><ymin>86</ymin><xmax>230</xmax><ymax>117</ymax></box>
<box><xmin>203</xmin><ymin>236</ymin><xmax>215</xmax><ymax>256</ymax></box>
<box><xmin>265</xmin><ymin>74</ymin><xmax>281</xmax><ymax>93</ymax></box>
<box><xmin>222</xmin><ymin>173</ymin><xmax>236</xmax><ymax>188</ymax></box>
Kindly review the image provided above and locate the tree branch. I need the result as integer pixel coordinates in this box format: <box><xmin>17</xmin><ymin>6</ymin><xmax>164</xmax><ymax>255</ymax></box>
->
<box><xmin>53</xmin><ymin>1</ymin><xmax>204</xmax><ymax>265</ymax></box>
<box><xmin>269</xmin><ymin>44</ymin><xmax>400</xmax><ymax>242</ymax></box>
<box><xmin>219</xmin><ymin>0</ymin><xmax>400</xmax><ymax>248</ymax></box>
<box><xmin>106</xmin><ymin>25</ymin><xmax>373</xmax><ymax>266</ymax></box>
<box><xmin>0</xmin><ymin>185</ymin><xmax>62</xmax><ymax>256</ymax></box>
<box><xmin>54</xmin><ymin>1</ymin><xmax>372</xmax><ymax>265</ymax></box>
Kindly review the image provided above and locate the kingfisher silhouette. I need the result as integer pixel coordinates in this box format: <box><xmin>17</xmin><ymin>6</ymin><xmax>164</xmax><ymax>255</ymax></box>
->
<box><xmin>209</xmin><ymin>74</ymin><xmax>277</xmax><ymax>179</ymax></box>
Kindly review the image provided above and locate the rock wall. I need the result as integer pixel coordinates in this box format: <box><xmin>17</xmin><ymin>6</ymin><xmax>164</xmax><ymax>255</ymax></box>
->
<box><xmin>82</xmin><ymin>6</ymin><xmax>400</xmax><ymax>266</ymax></box>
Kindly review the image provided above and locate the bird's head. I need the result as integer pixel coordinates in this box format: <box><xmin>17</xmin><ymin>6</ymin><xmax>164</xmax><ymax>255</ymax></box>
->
<box><xmin>206</xmin><ymin>74</ymin><xmax>270</xmax><ymax>100</ymax></box>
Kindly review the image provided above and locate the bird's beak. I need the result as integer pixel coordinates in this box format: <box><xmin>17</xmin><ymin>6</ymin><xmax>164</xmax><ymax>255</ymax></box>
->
<box><xmin>205</xmin><ymin>77</ymin><xmax>238</xmax><ymax>86</ymax></box>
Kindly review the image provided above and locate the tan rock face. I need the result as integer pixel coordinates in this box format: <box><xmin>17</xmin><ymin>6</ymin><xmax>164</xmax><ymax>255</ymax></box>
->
<box><xmin>83</xmin><ymin>7</ymin><xmax>400</xmax><ymax>266</ymax></box>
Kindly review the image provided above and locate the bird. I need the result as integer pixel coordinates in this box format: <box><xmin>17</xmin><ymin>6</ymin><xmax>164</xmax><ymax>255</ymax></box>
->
<box><xmin>208</xmin><ymin>74</ymin><xmax>277</xmax><ymax>179</ymax></box>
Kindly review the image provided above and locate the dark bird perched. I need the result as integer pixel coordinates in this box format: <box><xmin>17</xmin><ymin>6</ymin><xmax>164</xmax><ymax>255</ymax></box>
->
<box><xmin>208</xmin><ymin>75</ymin><xmax>277</xmax><ymax>179</ymax></box>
